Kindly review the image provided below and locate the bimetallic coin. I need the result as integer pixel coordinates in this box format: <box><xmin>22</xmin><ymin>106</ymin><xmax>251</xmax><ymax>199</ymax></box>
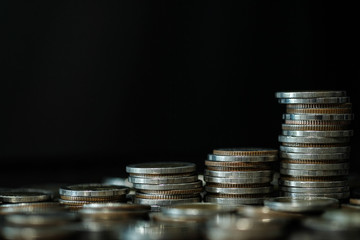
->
<box><xmin>205</xmin><ymin>195</ymin><xmax>266</xmax><ymax>205</ymax></box>
<box><xmin>278</xmin><ymin>97</ymin><xmax>350</xmax><ymax>104</ymax></box>
<box><xmin>204</xmin><ymin>169</ymin><xmax>273</xmax><ymax>178</ymax></box>
<box><xmin>282</xmin><ymin>130</ymin><xmax>354</xmax><ymax>137</ymax></box>
<box><xmin>212</xmin><ymin>148</ymin><xmax>278</xmax><ymax>156</ymax></box>
<box><xmin>204</xmin><ymin>176</ymin><xmax>272</xmax><ymax>184</ymax></box>
<box><xmin>0</xmin><ymin>189</ymin><xmax>53</xmax><ymax>203</ymax></box>
<box><xmin>280</xmin><ymin>186</ymin><xmax>349</xmax><ymax>193</ymax></box>
<box><xmin>280</xmin><ymin>152</ymin><xmax>350</xmax><ymax>160</ymax></box>
<box><xmin>134</xmin><ymin>197</ymin><xmax>201</xmax><ymax>206</ymax></box>
<box><xmin>279</xmin><ymin>179</ymin><xmax>348</xmax><ymax>188</ymax></box>
<box><xmin>133</xmin><ymin>180</ymin><xmax>203</xmax><ymax>191</ymax></box>
<box><xmin>278</xmin><ymin>135</ymin><xmax>351</xmax><ymax>144</ymax></box>
<box><xmin>264</xmin><ymin>196</ymin><xmax>339</xmax><ymax>212</ymax></box>
<box><xmin>280</xmin><ymin>145</ymin><xmax>351</xmax><ymax>153</ymax></box>
<box><xmin>126</xmin><ymin>162</ymin><xmax>196</xmax><ymax>174</ymax></box>
<box><xmin>275</xmin><ymin>91</ymin><xmax>347</xmax><ymax>99</ymax></box>
<box><xmin>281</xmin><ymin>191</ymin><xmax>350</xmax><ymax>199</ymax></box>
<box><xmin>128</xmin><ymin>175</ymin><xmax>199</xmax><ymax>184</ymax></box>
<box><xmin>282</xmin><ymin>113</ymin><xmax>354</xmax><ymax>121</ymax></box>
<box><xmin>207</xmin><ymin>154</ymin><xmax>278</xmax><ymax>162</ymax></box>
<box><xmin>205</xmin><ymin>185</ymin><xmax>273</xmax><ymax>195</ymax></box>
<box><xmin>280</xmin><ymin>162</ymin><xmax>349</xmax><ymax>171</ymax></box>
<box><xmin>280</xmin><ymin>169</ymin><xmax>349</xmax><ymax>177</ymax></box>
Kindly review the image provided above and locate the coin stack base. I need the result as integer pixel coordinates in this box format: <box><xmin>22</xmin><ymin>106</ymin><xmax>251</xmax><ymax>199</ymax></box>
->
<box><xmin>275</xmin><ymin>90</ymin><xmax>354</xmax><ymax>201</ymax></box>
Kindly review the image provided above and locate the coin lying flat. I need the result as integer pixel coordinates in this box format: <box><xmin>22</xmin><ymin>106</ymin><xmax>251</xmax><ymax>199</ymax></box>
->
<box><xmin>59</xmin><ymin>184</ymin><xmax>130</xmax><ymax>197</ymax></box>
<box><xmin>126</xmin><ymin>162</ymin><xmax>196</xmax><ymax>175</ymax></box>
<box><xmin>282</xmin><ymin>130</ymin><xmax>354</xmax><ymax>137</ymax></box>
<box><xmin>134</xmin><ymin>197</ymin><xmax>201</xmax><ymax>206</ymax></box>
<box><xmin>204</xmin><ymin>176</ymin><xmax>272</xmax><ymax>184</ymax></box>
<box><xmin>133</xmin><ymin>180</ymin><xmax>203</xmax><ymax>191</ymax></box>
<box><xmin>128</xmin><ymin>175</ymin><xmax>199</xmax><ymax>184</ymax></box>
<box><xmin>278</xmin><ymin>135</ymin><xmax>351</xmax><ymax>144</ymax></box>
<box><xmin>0</xmin><ymin>202</ymin><xmax>66</xmax><ymax>215</ymax></box>
<box><xmin>281</xmin><ymin>124</ymin><xmax>350</xmax><ymax>131</ymax></box>
<box><xmin>280</xmin><ymin>186</ymin><xmax>349</xmax><ymax>194</ymax></box>
<box><xmin>207</xmin><ymin>154</ymin><xmax>278</xmax><ymax>162</ymax></box>
<box><xmin>205</xmin><ymin>195</ymin><xmax>266</xmax><ymax>205</ymax></box>
<box><xmin>205</xmin><ymin>185</ymin><xmax>273</xmax><ymax>195</ymax></box>
<box><xmin>282</xmin><ymin>192</ymin><xmax>350</xmax><ymax>199</ymax></box>
<box><xmin>204</xmin><ymin>169</ymin><xmax>273</xmax><ymax>178</ymax></box>
<box><xmin>275</xmin><ymin>91</ymin><xmax>347</xmax><ymax>99</ymax></box>
<box><xmin>161</xmin><ymin>203</ymin><xmax>236</xmax><ymax>217</ymax></box>
<box><xmin>280</xmin><ymin>152</ymin><xmax>350</xmax><ymax>160</ymax></box>
<box><xmin>280</xmin><ymin>145</ymin><xmax>351</xmax><ymax>154</ymax></box>
<box><xmin>278</xmin><ymin>97</ymin><xmax>350</xmax><ymax>104</ymax></box>
<box><xmin>0</xmin><ymin>189</ymin><xmax>53</xmax><ymax>203</ymax></box>
<box><xmin>278</xmin><ymin>179</ymin><xmax>348</xmax><ymax>188</ymax></box>
<box><xmin>280</xmin><ymin>162</ymin><xmax>349</xmax><ymax>171</ymax></box>
<box><xmin>282</xmin><ymin>113</ymin><xmax>354</xmax><ymax>121</ymax></box>
<box><xmin>212</xmin><ymin>148</ymin><xmax>278</xmax><ymax>156</ymax></box>
<box><xmin>264</xmin><ymin>196</ymin><xmax>339</xmax><ymax>212</ymax></box>
<box><xmin>280</xmin><ymin>168</ymin><xmax>349</xmax><ymax>177</ymax></box>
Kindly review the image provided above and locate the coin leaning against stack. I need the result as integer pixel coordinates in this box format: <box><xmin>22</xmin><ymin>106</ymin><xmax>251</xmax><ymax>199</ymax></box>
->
<box><xmin>58</xmin><ymin>184</ymin><xmax>130</xmax><ymax>210</ymax></box>
<box><xmin>126</xmin><ymin>162</ymin><xmax>203</xmax><ymax>210</ymax></box>
<box><xmin>275</xmin><ymin>90</ymin><xmax>354</xmax><ymax>201</ymax></box>
<box><xmin>204</xmin><ymin>148</ymin><xmax>278</xmax><ymax>205</ymax></box>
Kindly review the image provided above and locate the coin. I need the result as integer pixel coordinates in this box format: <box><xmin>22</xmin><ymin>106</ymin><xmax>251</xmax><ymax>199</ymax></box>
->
<box><xmin>280</xmin><ymin>162</ymin><xmax>349</xmax><ymax>171</ymax></box>
<box><xmin>135</xmin><ymin>192</ymin><xmax>201</xmax><ymax>200</ymax></box>
<box><xmin>282</xmin><ymin>130</ymin><xmax>353</xmax><ymax>137</ymax></box>
<box><xmin>59</xmin><ymin>195</ymin><xmax>127</xmax><ymax>202</ymax></box>
<box><xmin>281</xmin><ymin>124</ymin><xmax>350</xmax><ymax>131</ymax></box>
<box><xmin>204</xmin><ymin>176</ymin><xmax>273</xmax><ymax>184</ymax></box>
<box><xmin>278</xmin><ymin>179</ymin><xmax>348</xmax><ymax>188</ymax></box>
<box><xmin>205</xmin><ymin>185</ymin><xmax>273</xmax><ymax>195</ymax></box>
<box><xmin>278</xmin><ymin>97</ymin><xmax>350</xmax><ymax>104</ymax></box>
<box><xmin>207</xmin><ymin>154</ymin><xmax>278</xmax><ymax>162</ymax></box>
<box><xmin>126</xmin><ymin>162</ymin><xmax>196</xmax><ymax>174</ymax></box>
<box><xmin>133</xmin><ymin>180</ymin><xmax>203</xmax><ymax>191</ymax></box>
<box><xmin>0</xmin><ymin>189</ymin><xmax>53</xmax><ymax>203</ymax></box>
<box><xmin>280</xmin><ymin>168</ymin><xmax>349</xmax><ymax>177</ymax></box>
<box><xmin>59</xmin><ymin>184</ymin><xmax>130</xmax><ymax>197</ymax></box>
<box><xmin>278</xmin><ymin>135</ymin><xmax>351</xmax><ymax>144</ymax></box>
<box><xmin>4</xmin><ymin>212</ymin><xmax>78</xmax><ymax>226</ymax></box>
<box><xmin>134</xmin><ymin>197</ymin><xmax>201</xmax><ymax>206</ymax></box>
<box><xmin>280</xmin><ymin>186</ymin><xmax>349</xmax><ymax>193</ymax></box>
<box><xmin>281</xmin><ymin>192</ymin><xmax>350</xmax><ymax>199</ymax></box>
<box><xmin>128</xmin><ymin>175</ymin><xmax>199</xmax><ymax>184</ymax></box>
<box><xmin>138</xmin><ymin>188</ymin><xmax>204</xmax><ymax>195</ymax></box>
<box><xmin>264</xmin><ymin>196</ymin><xmax>339</xmax><ymax>212</ymax></box>
<box><xmin>280</xmin><ymin>145</ymin><xmax>351</xmax><ymax>153</ymax></box>
<box><xmin>205</xmin><ymin>160</ymin><xmax>274</xmax><ymax>168</ymax></box>
<box><xmin>205</xmin><ymin>195</ymin><xmax>266</xmax><ymax>205</ymax></box>
<box><xmin>283</xmin><ymin>113</ymin><xmax>354</xmax><ymax>121</ymax></box>
<box><xmin>204</xmin><ymin>169</ymin><xmax>273</xmax><ymax>178</ymax></box>
<box><xmin>161</xmin><ymin>203</ymin><xmax>236</xmax><ymax>217</ymax></box>
<box><xmin>286</xmin><ymin>108</ymin><xmax>352</xmax><ymax>114</ymax></box>
<box><xmin>284</xmin><ymin>119</ymin><xmax>352</xmax><ymax>125</ymax></box>
<box><xmin>212</xmin><ymin>148</ymin><xmax>278</xmax><ymax>156</ymax></box>
<box><xmin>0</xmin><ymin>202</ymin><xmax>66</xmax><ymax>215</ymax></box>
<box><xmin>275</xmin><ymin>91</ymin><xmax>347</xmax><ymax>99</ymax></box>
<box><xmin>286</xmin><ymin>103</ymin><xmax>352</xmax><ymax>109</ymax></box>
<box><xmin>280</xmin><ymin>152</ymin><xmax>350</xmax><ymax>160</ymax></box>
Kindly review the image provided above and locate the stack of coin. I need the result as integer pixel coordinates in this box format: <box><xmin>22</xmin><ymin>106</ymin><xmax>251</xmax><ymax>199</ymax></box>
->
<box><xmin>203</xmin><ymin>148</ymin><xmax>278</xmax><ymax>205</ymax></box>
<box><xmin>58</xmin><ymin>184</ymin><xmax>130</xmax><ymax>210</ymax></box>
<box><xmin>126</xmin><ymin>162</ymin><xmax>203</xmax><ymax>210</ymax></box>
<box><xmin>275</xmin><ymin>90</ymin><xmax>354</xmax><ymax>201</ymax></box>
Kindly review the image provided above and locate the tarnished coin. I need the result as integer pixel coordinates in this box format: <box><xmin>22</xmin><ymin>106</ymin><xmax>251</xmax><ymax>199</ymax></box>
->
<box><xmin>59</xmin><ymin>184</ymin><xmax>130</xmax><ymax>197</ymax></box>
<box><xmin>280</xmin><ymin>168</ymin><xmax>349</xmax><ymax>177</ymax></box>
<box><xmin>280</xmin><ymin>152</ymin><xmax>350</xmax><ymax>160</ymax></box>
<box><xmin>278</xmin><ymin>135</ymin><xmax>351</xmax><ymax>144</ymax></box>
<box><xmin>204</xmin><ymin>169</ymin><xmax>273</xmax><ymax>178</ymax></box>
<box><xmin>275</xmin><ymin>91</ymin><xmax>347</xmax><ymax>99</ymax></box>
<box><xmin>128</xmin><ymin>175</ymin><xmax>199</xmax><ymax>184</ymax></box>
<box><xmin>282</xmin><ymin>130</ymin><xmax>354</xmax><ymax>137</ymax></box>
<box><xmin>280</xmin><ymin>145</ymin><xmax>351</xmax><ymax>154</ymax></box>
<box><xmin>0</xmin><ymin>189</ymin><xmax>53</xmax><ymax>203</ymax></box>
<box><xmin>280</xmin><ymin>162</ymin><xmax>349</xmax><ymax>171</ymax></box>
<box><xmin>126</xmin><ymin>162</ymin><xmax>196</xmax><ymax>175</ymax></box>
<box><xmin>278</xmin><ymin>97</ymin><xmax>350</xmax><ymax>104</ymax></box>
<box><xmin>282</xmin><ymin>113</ymin><xmax>354</xmax><ymax>121</ymax></box>
<box><xmin>212</xmin><ymin>148</ymin><xmax>278</xmax><ymax>156</ymax></box>
<box><xmin>133</xmin><ymin>180</ymin><xmax>203</xmax><ymax>191</ymax></box>
<box><xmin>264</xmin><ymin>196</ymin><xmax>339</xmax><ymax>212</ymax></box>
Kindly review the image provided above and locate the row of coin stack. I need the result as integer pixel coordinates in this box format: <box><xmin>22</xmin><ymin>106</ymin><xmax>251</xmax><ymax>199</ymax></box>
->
<box><xmin>203</xmin><ymin>148</ymin><xmax>278</xmax><ymax>205</ymax></box>
<box><xmin>275</xmin><ymin>90</ymin><xmax>354</xmax><ymax>201</ymax></box>
<box><xmin>126</xmin><ymin>162</ymin><xmax>203</xmax><ymax>210</ymax></box>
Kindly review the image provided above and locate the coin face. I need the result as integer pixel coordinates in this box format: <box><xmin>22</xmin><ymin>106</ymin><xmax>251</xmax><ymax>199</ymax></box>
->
<box><xmin>126</xmin><ymin>162</ymin><xmax>196</xmax><ymax>174</ymax></box>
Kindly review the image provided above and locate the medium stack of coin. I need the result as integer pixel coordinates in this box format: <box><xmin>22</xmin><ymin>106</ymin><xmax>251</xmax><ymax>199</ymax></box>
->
<box><xmin>203</xmin><ymin>148</ymin><xmax>278</xmax><ymax>205</ymax></box>
<box><xmin>275</xmin><ymin>90</ymin><xmax>354</xmax><ymax>201</ymax></box>
<box><xmin>126</xmin><ymin>162</ymin><xmax>203</xmax><ymax>210</ymax></box>
<box><xmin>58</xmin><ymin>184</ymin><xmax>130</xmax><ymax>210</ymax></box>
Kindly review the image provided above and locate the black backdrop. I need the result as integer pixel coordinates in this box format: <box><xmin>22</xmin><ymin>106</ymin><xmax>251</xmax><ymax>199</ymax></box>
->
<box><xmin>2</xmin><ymin>1</ymin><xmax>359</xmax><ymax>187</ymax></box>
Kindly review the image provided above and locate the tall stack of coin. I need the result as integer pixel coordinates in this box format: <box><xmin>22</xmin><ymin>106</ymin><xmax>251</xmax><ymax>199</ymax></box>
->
<box><xmin>58</xmin><ymin>184</ymin><xmax>130</xmax><ymax>210</ymax></box>
<box><xmin>126</xmin><ymin>162</ymin><xmax>203</xmax><ymax>210</ymax></box>
<box><xmin>204</xmin><ymin>148</ymin><xmax>278</xmax><ymax>205</ymax></box>
<box><xmin>275</xmin><ymin>90</ymin><xmax>354</xmax><ymax>201</ymax></box>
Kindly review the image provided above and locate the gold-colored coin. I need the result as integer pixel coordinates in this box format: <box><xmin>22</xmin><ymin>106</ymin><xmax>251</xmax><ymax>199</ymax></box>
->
<box><xmin>213</xmin><ymin>148</ymin><xmax>278</xmax><ymax>156</ymax></box>
<box><xmin>284</xmin><ymin>120</ymin><xmax>351</xmax><ymax>125</ymax></box>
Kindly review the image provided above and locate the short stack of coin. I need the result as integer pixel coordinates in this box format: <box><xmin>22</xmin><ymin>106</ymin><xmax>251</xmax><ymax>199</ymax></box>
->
<box><xmin>126</xmin><ymin>162</ymin><xmax>203</xmax><ymax>210</ymax></box>
<box><xmin>203</xmin><ymin>148</ymin><xmax>278</xmax><ymax>205</ymax></box>
<box><xmin>58</xmin><ymin>184</ymin><xmax>130</xmax><ymax>210</ymax></box>
<box><xmin>275</xmin><ymin>90</ymin><xmax>354</xmax><ymax>201</ymax></box>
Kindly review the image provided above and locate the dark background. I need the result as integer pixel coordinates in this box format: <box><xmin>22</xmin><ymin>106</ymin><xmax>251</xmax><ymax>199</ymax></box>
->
<box><xmin>1</xmin><ymin>1</ymin><xmax>359</xmax><ymax>187</ymax></box>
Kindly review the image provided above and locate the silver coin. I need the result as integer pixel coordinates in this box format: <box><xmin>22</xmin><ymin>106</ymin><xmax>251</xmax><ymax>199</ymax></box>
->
<box><xmin>59</xmin><ymin>184</ymin><xmax>130</xmax><ymax>197</ymax></box>
<box><xmin>280</xmin><ymin>152</ymin><xmax>350</xmax><ymax>160</ymax></box>
<box><xmin>282</xmin><ymin>113</ymin><xmax>354</xmax><ymax>121</ymax></box>
<box><xmin>205</xmin><ymin>195</ymin><xmax>265</xmax><ymax>205</ymax></box>
<box><xmin>279</xmin><ymin>145</ymin><xmax>351</xmax><ymax>153</ymax></box>
<box><xmin>4</xmin><ymin>212</ymin><xmax>77</xmax><ymax>226</ymax></box>
<box><xmin>280</xmin><ymin>162</ymin><xmax>349</xmax><ymax>171</ymax></box>
<box><xmin>280</xmin><ymin>186</ymin><xmax>349</xmax><ymax>193</ymax></box>
<box><xmin>126</xmin><ymin>162</ymin><xmax>196</xmax><ymax>174</ymax></box>
<box><xmin>278</xmin><ymin>135</ymin><xmax>351</xmax><ymax>144</ymax></box>
<box><xmin>275</xmin><ymin>91</ymin><xmax>347</xmax><ymax>99</ymax></box>
<box><xmin>134</xmin><ymin>197</ymin><xmax>201</xmax><ymax>206</ymax></box>
<box><xmin>280</xmin><ymin>168</ymin><xmax>349</xmax><ymax>177</ymax></box>
<box><xmin>264</xmin><ymin>196</ymin><xmax>339</xmax><ymax>212</ymax></box>
<box><xmin>282</xmin><ymin>130</ymin><xmax>354</xmax><ymax>137</ymax></box>
<box><xmin>0</xmin><ymin>202</ymin><xmax>66</xmax><ymax>215</ymax></box>
<box><xmin>281</xmin><ymin>191</ymin><xmax>350</xmax><ymax>199</ymax></box>
<box><xmin>133</xmin><ymin>180</ymin><xmax>203</xmax><ymax>191</ymax></box>
<box><xmin>207</xmin><ymin>154</ymin><xmax>277</xmax><ymax>162</ymax></box>
<box><xmin>81</xmin><ymin>202</ymin><xmax>151</xmax><ymax>211</ymax></box>
<box><xmin>205</xmin><ymin>185</ymin><xmax>273</xmax><ymax>195</ymax></box>
<box><xmin>0</xmin><ymin>189</ymin><xmax>53</xmax><ymax>203</ymax></box>
<box><xmin>135</xmin><ymin>192</ymin><xmax>200</xmax><ymax>200</ymax></box>
<box><xmin>279</xmin><ymin>179</ymin><xmax>348</xmax><ymax>188</ymax></box>
<box><xmin>278</xmin><ymin>97</ymin><xmax>350</xmax><ymax>104</ymax></box>
<box><xmin>128</xmin><ymin>175</ymin><xmax>199</xmax><ymax>184</ymax></box>
<box><xmin>204</xmin><ymin>176</ymin><xmax>272</xmax><ymax>184</ymax></box>
<box><xmin>204</xmin><ymin>169</ymin><xmax>273</xmax><ymax>178</ymax></box>
<box><xmin>161</xmin><ymin>203</ymin><xmax>237</xmax><ymax>217</ymax></box>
